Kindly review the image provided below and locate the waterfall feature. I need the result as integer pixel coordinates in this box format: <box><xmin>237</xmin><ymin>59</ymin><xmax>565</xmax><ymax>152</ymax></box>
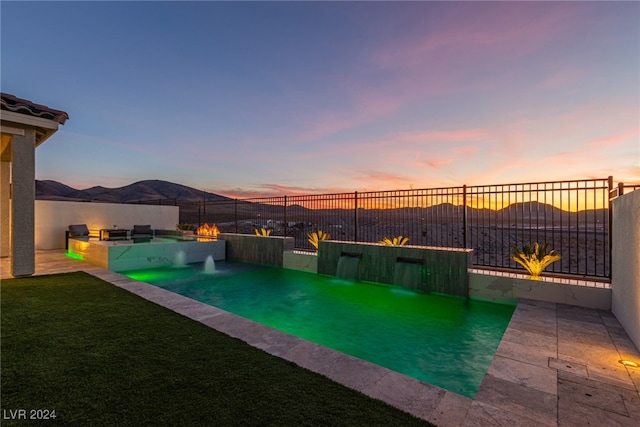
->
<box><xmin>336</xmin><ymin>253</ymin><xmax>361</xmax><ymax>280</ymax></box>
<box><xmin>173</xmin><ymin>250</ymin><xmax>186</xmax><ymax>267</ymax></box>
<box><xmin>393</xmin><ymin>258</ymin><xmax>424</xmax><ymax>290</ymax></box>
<box><xmin>204</xmin><ymin>255</ymin><xmax>216</xmax><ymax>274</ymax></box>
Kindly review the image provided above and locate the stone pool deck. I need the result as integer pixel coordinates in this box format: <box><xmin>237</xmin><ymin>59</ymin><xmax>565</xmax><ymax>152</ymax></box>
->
<box><xmin>2</xmin><ymin>250</ymin><xmax>640</xmax><ymax>426</ymax></box>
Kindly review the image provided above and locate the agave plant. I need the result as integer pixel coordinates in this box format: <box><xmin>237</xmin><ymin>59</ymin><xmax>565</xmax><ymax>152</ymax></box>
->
<box><xmin>510</xmin><ymin>242</ymin><xmax>561</xmax><ymax>278</ymax></box>
<box><xmin>307</xmin><ymin>230</ymin><xmax>331</xmax><ymax>250</ymax></box>
<box><xmin>254</xmin><ymin>228</ymin><xmax>272</xmax><ymax>236</ymax></box>
<box><xmin>378</xmin><ymin>235</ymin><xmax>409</xmax><ymax>246</ymax></box>
<box><xmin>176</xmin><ymin>223</ymin><xmax>195</xmax><ymax>231</ymax></box>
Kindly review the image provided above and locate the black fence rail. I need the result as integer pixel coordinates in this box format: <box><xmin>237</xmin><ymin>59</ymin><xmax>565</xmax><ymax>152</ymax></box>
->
<box><xmin>184</xmin><ymin>177</ymin><xmax>618</xmax><ymax>279</ymax></box>
<box><xmin>609</xmin><ymin>182</ymin><xmax>640</xmax><ymax>199</ymax></box>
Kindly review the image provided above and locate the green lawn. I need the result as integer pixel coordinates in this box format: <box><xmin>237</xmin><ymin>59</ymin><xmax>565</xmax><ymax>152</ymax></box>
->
<box><xmin>1</xmin><ymin>272</ymin><xmax>434</xmax><ymax>426</ymax></box>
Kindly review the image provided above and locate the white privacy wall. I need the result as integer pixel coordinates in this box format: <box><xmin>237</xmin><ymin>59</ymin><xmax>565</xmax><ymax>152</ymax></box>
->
<box><xmin>611</xmin><ymin>190</ymin><xmax>640</xmax><ymax>350</ymax></box>
<box><xmin>35</xmin><ymin>200</ymin><xmax>179</xmax><ymax>250</ymax></box>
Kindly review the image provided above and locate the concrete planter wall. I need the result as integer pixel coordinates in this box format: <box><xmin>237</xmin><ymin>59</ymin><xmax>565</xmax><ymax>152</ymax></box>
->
<box><xmin>219</xmin><ymin>233</ymin><xmax>294</xmax><ymax>267</ymax></box>
<box><xmin>318</xmin><ymin>240</ymin><xmax>472</xmax><ymax>297</ymax></box>
<box><xmin>283</xmin><ymin>251</ymin><xmax>318</xmax><ymax>273</ymax></box>
<box><xmin>469</xmin><ymin>271</ymin><xmax>611</xmax><ymax>310</ymax></box>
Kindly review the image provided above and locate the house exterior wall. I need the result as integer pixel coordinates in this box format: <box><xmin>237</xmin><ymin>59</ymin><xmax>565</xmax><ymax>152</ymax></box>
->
<box><xmin>35</xmin><ymin>200</ymin><xmax>179</xmax><ymax>250</ymax></box>
<box><xmin>612</xmin><ymin>190</ymin><xmax>640</xmax><ymax>350</ymax></box>
<box><xmin>1</xmin><ymin>160</ymin><xmax>10</xmax><ymax>257</ymax></box>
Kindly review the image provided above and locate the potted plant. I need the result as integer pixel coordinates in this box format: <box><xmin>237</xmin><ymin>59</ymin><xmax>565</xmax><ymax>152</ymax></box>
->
<box><xmin>176</xmin><ymin>223</ymin><xmax>196</xmax><ymax>235</ymax></box>
<box><xmin>510</xmin><ymin>242</ymin><xmax>561</xmax><ymax>279</ymax></box>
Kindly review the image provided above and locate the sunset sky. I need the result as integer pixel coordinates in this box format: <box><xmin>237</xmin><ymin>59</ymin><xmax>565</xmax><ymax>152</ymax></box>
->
<box><xmin>2</xmin><ymin>1</ymin><xmax>638</xmax><ymax>198</ymax></box>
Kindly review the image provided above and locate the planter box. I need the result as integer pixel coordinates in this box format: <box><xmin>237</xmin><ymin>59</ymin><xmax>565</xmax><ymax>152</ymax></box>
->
<box><xmin>283</xmin><ymin>251</ymin><xmax>318</xmax><ymax>273</ymax></box>
<box><xmin>219</xmin><ymin>233</ymin><xmax>294</xmax><ymax>267</ymax></box>
<box><xmin>469</xmin><ymin>270</ymin><xmax>611</xmax><ymax>309</ymax></box>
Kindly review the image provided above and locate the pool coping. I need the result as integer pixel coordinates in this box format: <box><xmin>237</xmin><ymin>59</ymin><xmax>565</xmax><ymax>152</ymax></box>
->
<box><xmin>3</xmin><ymin>251</ymin><xmax>640</xmax><ymax>427</ymax></box>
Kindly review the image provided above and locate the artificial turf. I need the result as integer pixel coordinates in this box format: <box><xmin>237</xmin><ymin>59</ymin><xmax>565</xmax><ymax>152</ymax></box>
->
<box><xmin>1</xmin><ymin>272</ymin><xmax>434</xmax><ymax>426</ymax></box>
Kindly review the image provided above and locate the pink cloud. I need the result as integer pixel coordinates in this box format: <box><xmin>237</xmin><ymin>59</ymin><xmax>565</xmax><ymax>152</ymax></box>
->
<box><xmin>216</xmin><ymin>182</ymin><xmax>352</xmax><ymax>198</ymax></box>
<box><xmin>535</xmin><ymin>68</ymin><xmax>585</xmax><ymax>90</ymax></box>
<box><xmin>427</xmin><ymin>158</ymin><xmax>452</xmax><ymax>168</ymax></box>
<box><xmin>347</xmin><ymin>128</ymin><xmax>490</xmax><ymax>171</ymax></box>
<box><xmin>457</xmin><ymin>126</ymin><xmax>639</xmax><ymax>187</ymax></box>
<box><xmin>453</xmin><ymin>146</ymin><xmax>480</xmax><ymax>156</ymax></box>
<box><xmin>297</xmin><ymin>92</ymin><xmax>403</xmax><ymax>143</ymax></box>
<box><xmin>291</xmin><ymin>4</ymin><xmax>593</xmax><ymax>144</ymax></box>
<box><xmin>352</xmin><ymin>2</ymin><xmax>599</xmax><ymax>119</ymax></box>
<box><xmin>372</xmin><ymin>3</ymin><xmax>586</xmax><ymax>70</ymax></box>
<box><xmin>394</xmin><ymin>129</ymin><xmax>490</xmax><ymax>144</ymax></box>
<box><xmin>584</xmin><ymin>129</ymin><xmax>639</xmax><ymax>150</ymax></box>
<box><xmin>349</xmin><ymin>170</ymin><xmax>416</xmax><ymax>191</ymax></box>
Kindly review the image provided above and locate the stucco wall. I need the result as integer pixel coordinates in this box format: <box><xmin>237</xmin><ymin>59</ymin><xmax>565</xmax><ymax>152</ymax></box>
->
<box><xmin>35</xmin><ymin>200</ymin><xmax>178</xmax><ymax>250</ymax></box>
<box><xmin>612</xmin><ymin>190</ymin><xmax>640</xmax><ymax>350</ymax></box>
<box><xmin>0</xmin><ymin>161</ymin><xmax>10</xmax><ymax>257</ymax></box>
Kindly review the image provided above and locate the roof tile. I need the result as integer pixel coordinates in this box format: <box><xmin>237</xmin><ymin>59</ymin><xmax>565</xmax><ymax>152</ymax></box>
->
<box><xmin>1</xmin><ymin>92</ymin><xmax>69</xmax><ymax>125</ymax></box>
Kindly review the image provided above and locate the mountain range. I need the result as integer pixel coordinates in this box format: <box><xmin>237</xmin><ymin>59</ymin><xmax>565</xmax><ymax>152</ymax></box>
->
<box><xmin>35</xmin><ymin>179</ymin><xmax>230</xmax><ymax>203</ymax></box>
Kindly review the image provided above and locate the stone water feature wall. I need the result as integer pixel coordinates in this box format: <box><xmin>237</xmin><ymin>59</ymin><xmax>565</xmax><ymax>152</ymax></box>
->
<box><xmin>219</xmin><ymin>233</ymin><xmax>294</xmax><ymax>267</ymax></box>
<box><xmin>318</xmin><ymin>241</ymin><xmax>472</xmax><ymax>297</ymax></box>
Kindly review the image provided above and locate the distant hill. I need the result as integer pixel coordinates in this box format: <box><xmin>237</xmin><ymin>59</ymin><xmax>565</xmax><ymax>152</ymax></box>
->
<box><xmin>36</xmin><ymin>179</ymin><xmax>230</xmax><ymax>203</ymax></box>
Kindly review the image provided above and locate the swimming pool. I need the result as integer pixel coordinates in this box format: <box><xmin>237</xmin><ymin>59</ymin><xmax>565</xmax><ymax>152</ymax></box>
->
<box><xmin>123</xmin><ymin>260</ymin><xmax>515</xmax><ymax>398</ymax></box>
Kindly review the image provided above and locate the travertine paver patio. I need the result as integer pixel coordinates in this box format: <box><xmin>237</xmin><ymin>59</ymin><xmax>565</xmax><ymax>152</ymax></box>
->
<box><xmin>2</xmin><ymin>250</ymin><xmax>639</xmax><ymax>426</ymax></box>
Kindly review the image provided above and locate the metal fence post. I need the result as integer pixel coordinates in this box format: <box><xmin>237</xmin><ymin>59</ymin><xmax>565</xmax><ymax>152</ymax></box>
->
<box><xmin>608</xmin><ymin>176</ymin><xmax>614</xmax><ymax>279</ymax></box>
<box><xmin>203</xmin><ymin>190</ymin><xmax>206</xmax><ymax>216</ymax></box>
<box><xmin>283</xmin><ymin>195</ymin><xmax>288</xmax><ymax>237</ymax></box>
<box><xmin>234</xmin><ymin>199</ymin><xmax>238</xmax><ymax>233</ymax></box>
<box><xmin>462</xmin><ymin>185</ymin><xmax>468</xmax><ymax>248</ymax></box>
<box><xmin>354</xmin><ymin>191</ymin><xmax>358</xmax><ymax>242</ymax></box>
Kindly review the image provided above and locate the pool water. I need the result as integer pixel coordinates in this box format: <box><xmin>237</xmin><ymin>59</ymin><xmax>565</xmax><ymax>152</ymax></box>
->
<box><xmin>123</xmin><ymin>261</ymin><xmax>515</xmax><ymax>398</ymax></box>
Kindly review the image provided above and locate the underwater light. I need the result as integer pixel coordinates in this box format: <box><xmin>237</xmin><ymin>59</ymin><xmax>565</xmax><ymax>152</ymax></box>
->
<box><xmin>618</xmin><ymin>360</ymin><xmax>639</xmax><ymax>368</ymax></box>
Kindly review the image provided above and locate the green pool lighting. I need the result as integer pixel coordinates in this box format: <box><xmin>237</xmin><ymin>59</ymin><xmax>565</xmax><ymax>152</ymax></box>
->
<box><xmin>66</xmin><ymin>251</ymin><xmax>84</xmax><ymax>260</ymax></box>
<box><xmin>122</xmin><ymin>261</ymin><xmax>515</xmax><ymax>398</ymax></box>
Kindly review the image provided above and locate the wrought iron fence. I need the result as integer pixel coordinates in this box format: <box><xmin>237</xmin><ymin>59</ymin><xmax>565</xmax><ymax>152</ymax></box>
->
<box><xmin>180</xmin><ymin>177</ymin><xmax>616</xmax><ymax>279</ymax></box>
<box><xmin>465</xmin><ymin>179</ymin><xmax>610</xmax><ymax>278</ymax></box>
